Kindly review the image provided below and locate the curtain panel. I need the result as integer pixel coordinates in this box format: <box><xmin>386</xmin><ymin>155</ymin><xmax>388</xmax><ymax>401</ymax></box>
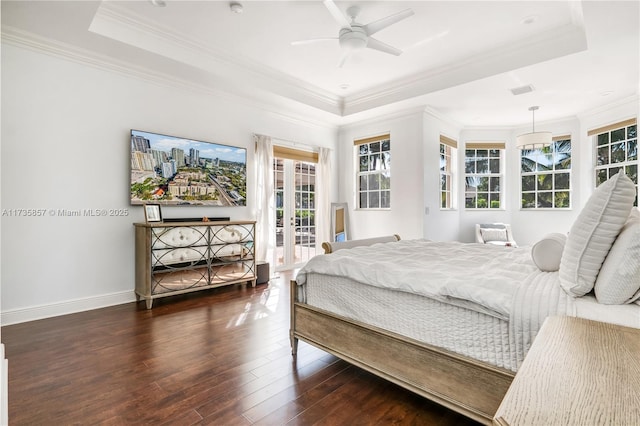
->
<box><xmin>253</xmin><ymin>134</ymin><xmax>275</xmax><ymax>266</ymax></box>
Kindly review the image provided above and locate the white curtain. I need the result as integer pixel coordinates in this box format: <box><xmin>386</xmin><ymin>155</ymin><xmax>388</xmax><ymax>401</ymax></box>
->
<box><xmin>315</xmin><ymin>147</ymin><xmax>331</xmax><ymax>250</ymax></box>
<box><xmin>253</xmin><ymin>134</ymin><xmax>275</xmax><ymax>266</ymax></box>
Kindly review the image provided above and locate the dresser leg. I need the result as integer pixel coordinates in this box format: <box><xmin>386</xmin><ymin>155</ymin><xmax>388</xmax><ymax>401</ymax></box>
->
<box><xmin>291</xmin><ymin>334</ymin><xmax>299</xmax><ymax>356</ymax></box>
<box><xmin>145</xmin><ymin>298</ymin><xmax>153</xmax><ymax>309</ymax></box>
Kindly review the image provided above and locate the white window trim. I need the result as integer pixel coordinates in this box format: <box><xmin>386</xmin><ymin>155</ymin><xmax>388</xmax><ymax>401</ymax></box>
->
<box><xmin>590</xmin><ymin>120</ymin><xmax>638</xmax><ymax>206</ymax></box>
<box><xmin>439</xmin><ymin>141</ymin><xmax>457</xmax><ymax>210</ymax></box>
<box><xmin>354</xmin><ymin>134</ymin><xmax>391</xmax><ymax>210</ymax></box>
<box><xmin>464</xmin><ymin>143</ymin><xmax>505</xmax><ymax>210</ymax></box>
<box><xmin>520</xmin><ymin>137</ymin><xmax>572</xmax><ymax>210</ymax></box>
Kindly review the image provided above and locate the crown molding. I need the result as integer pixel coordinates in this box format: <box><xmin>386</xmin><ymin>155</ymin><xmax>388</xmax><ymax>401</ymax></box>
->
<box><xmin>1</xmin><ymin>26</ymin><xmax>340</xmax><ymax>131</ymax></box>
<box><xmin>338</xmin><ymin>105</ymin><xmax>427</xmax><ymax>131</ymax></box>
<box><xmin>342</xmin><ymin>22</ymin><xmax>588</xmax><ymax>116</ymax></box>
<box><xmin>576</xmin><ymin>94</ymin><xmax>639</xmax><ymax>122</ymax></box>
<box><xmin>90</xmin><ymin>2</ymin><xmax>343</xmax><ymax>116</ymax></box>
<box><xmin>422</xmin><ymin>106</ymin><xmax>463</xmax><ymax>130</ymax></box>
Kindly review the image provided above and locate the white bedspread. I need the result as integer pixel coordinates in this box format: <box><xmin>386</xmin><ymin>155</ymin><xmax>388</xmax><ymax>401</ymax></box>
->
<box><xmin>510</xmin><ymin>271</ymin><xmax>576</xmax><ymax>368</ymax></box>
<box><xmin>296</xmin><ymin>239</ymin><xmax>537</xmax><ymax>319</ymax></box>
<box><xmin>296</xmin><ymin>239</ymin><xmax>638</xmax><ymax>369</ymax></box>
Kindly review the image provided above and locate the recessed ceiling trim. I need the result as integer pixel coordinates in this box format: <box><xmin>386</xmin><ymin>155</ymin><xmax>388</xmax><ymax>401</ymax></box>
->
<box><xmin>342</xmin><ymin>22</ymin><xmax>587</xmax><ymax>116</ymax></box>
<box><xmin>1</xmin><ymin>25</ymin><xmax>341</xmax><ymax>130</ymax></box>
<box><xmin>89</xmin><ymin>2</ymin><xmax>343</xmax><ymax>115</ymax></box>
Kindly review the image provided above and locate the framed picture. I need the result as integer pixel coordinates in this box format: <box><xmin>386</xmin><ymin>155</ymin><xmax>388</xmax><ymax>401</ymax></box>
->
<box><xmin>144</xmin><ymin>204</ymin><xmax>162</xmax><ymax>223</ymax></box>
<box><xmin>331</xmin><ymin>202</ymin><xmax>349</xmax><ymax>242</ymax></box>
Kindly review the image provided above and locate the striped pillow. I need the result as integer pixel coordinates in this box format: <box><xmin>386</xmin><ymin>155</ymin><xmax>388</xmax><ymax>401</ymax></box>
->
<box><xmin>559</xmin><ymin>172</ymin><xmax>636</xmax><ymax>297</ymax></box>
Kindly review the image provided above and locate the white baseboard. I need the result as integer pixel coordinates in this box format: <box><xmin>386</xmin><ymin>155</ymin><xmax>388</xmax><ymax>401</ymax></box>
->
<box><xmin>1</xmin><ymin>291</ymin><xmax>136</xmax><ymax>326</ymax></box>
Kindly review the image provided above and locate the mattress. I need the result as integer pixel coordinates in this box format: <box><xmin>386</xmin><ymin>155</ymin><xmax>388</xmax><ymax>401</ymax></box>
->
<box><xmin>296</xmin><ymin>239</ymin><xmax>640</xmax><ymax>372</ymax></box>
<box><xmin>304</xmin><ymin>272</ymin><xmax>517</xmax><ymax>370</ymax></box>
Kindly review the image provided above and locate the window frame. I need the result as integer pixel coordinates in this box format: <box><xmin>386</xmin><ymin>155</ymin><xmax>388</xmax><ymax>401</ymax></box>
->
<box><xmin>439</xmin><ymin>135</ymin><xmax>457</xmax><ymax>210</ymax></box>
<box><xmin>591</xmin><ymin>119</ymin><xmax>638</xmax><ymax>207</ymax></box>
<box><xmin>520</xmin><ymin>136</ymin><xmax>572</xmax><ymax>210</ymax></box>
<box><xmin>355</xmin><ymin>134</ymin><xmax>391</xmax><ymax>210</ymax></box>
<box><xmin>464</xmin><ymin>142</ymin><xmax>505</xmax><ymax>210</ymax></box>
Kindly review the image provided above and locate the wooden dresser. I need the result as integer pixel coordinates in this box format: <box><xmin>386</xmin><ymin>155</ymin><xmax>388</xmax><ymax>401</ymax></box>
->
<box><xmin>494</xmin><ymin>316</ymin><xmax>640</xmax><ymax>425</ymax></box>
<box><xmin>134</xmin><ymin>221</ymin><xmax>256</xmax><ymax>308</ymax></box>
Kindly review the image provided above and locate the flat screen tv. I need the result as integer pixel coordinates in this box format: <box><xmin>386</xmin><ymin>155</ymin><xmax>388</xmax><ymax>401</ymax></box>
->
<box><xmin>130</xmin><ymin>129</ymin><xmax>247</xmax><ymax>206</ymax></box>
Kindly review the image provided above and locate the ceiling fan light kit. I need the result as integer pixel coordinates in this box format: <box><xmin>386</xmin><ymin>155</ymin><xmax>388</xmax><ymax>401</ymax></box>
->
<box><xmin>294</xmin><ymin>0</ymin><xmax>415</xmax><ymax>67</ymax></box>
<box><xmin>339</xmin><ymin>27</ymin><xmax>367</xmax><ymax>50</ymax></box>
<box><xmin>516</xmin><ymin>106</ymin><xmax>552</xmax><ymax>149</ymax></box>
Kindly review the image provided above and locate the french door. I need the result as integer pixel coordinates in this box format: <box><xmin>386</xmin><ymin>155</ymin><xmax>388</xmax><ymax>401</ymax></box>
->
<box><xmin>274</xmin><ymin>157</ymin><xmax>317</xmax><ymax>270</ymax></box>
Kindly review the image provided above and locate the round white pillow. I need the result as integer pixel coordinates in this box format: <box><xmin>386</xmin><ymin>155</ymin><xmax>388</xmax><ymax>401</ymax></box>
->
<box><xmin>532</xmin><ymin>233</ymin><xmax>567</xmax><ymax>272</ymax></box>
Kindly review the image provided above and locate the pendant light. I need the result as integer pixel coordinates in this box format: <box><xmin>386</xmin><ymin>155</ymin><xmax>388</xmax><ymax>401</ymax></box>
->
<box><xmin>516</xmin><ymin>106</ymin><xmax>552</xmax><ymax>149</ymax></box>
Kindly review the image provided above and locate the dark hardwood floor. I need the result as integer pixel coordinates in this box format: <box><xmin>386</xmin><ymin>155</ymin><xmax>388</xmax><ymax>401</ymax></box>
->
<box><xmin>1</xmin><ymin>270</ymin><xmax>481</xmax><ymax>425</ymax></box>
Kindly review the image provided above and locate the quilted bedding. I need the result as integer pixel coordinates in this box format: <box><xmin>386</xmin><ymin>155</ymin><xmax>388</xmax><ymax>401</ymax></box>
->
<box><xmin>296</xmin><ymin>239</ymin><xmax>578</xmax><ymax>370</ymax></box>
<box><xmin>297</xmin><ymin>239</ymin><xmax>541</xmax><ymax>319</ymax></box>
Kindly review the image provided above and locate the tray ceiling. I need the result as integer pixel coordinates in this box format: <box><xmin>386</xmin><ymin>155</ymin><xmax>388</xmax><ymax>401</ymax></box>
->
<box><xmin>2</xmin><ymin>1</ymin><xmax>638</xmax><ymax>126</ymax></box>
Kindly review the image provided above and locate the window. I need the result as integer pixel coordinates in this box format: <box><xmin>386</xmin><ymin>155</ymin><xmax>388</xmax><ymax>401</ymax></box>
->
<box><xmin>355</xmin><ymin>134</ymin><xmax>391</xmax><ymax>209</ymax></box>
<box><xmin>464</xmin><ymin>142</ymin><xmax>504</xmax><ymax>209</ymax></box>
<box><xmin>439</xmin><ymin>135</ymin><xmax>457</xmax><ymax>209</ymax></box>
<box><xmin>591</xmin><ymin>119</ymin><xmax>638</xmax><ymax>206</ymax></box>
<box><xmin>521</xmin><ymin>137</ymin><xmax>572</xmax><ymax>208</ymax></box>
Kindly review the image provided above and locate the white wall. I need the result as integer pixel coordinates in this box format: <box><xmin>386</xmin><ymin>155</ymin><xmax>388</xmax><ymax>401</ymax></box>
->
<box><xmin>1</xmin><ymin>43</ymin><xmax>337</xmax><ymax>324</ymax></box>
<box><xmin>337</xmin><ymin>109</ymin><xmax>424</xmax><ymax>240</ymax></box>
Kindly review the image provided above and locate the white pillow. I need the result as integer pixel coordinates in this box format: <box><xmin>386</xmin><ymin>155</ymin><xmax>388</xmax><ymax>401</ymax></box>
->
<box><xmin>531</xmin><ymin>233</ymin><xmax>567</xmax><ymax>272</ymax></box>
<box><xmin>594</xmin><ymin>209</ymin><xmax>640</xmax><ymax>304</ymax></box>
<box><xmin>559</xmin><ymin>172</ymin><xmax>636</xmax><ymax>297</ymax></box>
<box><xmin>480</xmin><ymin>228</ymin><xmax>508</xmax><ymax>242</ymax></box>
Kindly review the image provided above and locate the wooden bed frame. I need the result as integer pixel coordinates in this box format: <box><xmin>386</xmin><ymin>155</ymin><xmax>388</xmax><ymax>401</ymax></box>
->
<box><xmin>290</xmin><ymin>282</ymin><xmax>516</xmax><ymax>425</ymax></box>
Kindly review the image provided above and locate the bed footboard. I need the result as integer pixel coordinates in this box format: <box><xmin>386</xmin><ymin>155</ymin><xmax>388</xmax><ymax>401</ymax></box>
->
<box><xmin>289</xmin><ymin>280</ymin><xmax>514</xmax><ymax>425</ymax></box>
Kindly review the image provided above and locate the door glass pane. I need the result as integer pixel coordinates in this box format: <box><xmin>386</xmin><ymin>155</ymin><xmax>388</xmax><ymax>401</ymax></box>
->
<box><xmin>274</xmin><ymin>158</ymin><xmax>317</xmax><ymax>269</ymax></box>
<box><xmin>293</xmin><ymin>161</ymin><xmax>316</xmax><ymax>266</ymax></box>
<box><xmin>274</xmin><ymin>158</ymin><xmax>285</xmax><ymax>268</ymax></box>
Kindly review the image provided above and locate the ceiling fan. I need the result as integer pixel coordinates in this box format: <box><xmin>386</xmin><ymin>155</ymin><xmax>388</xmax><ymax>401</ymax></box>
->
<box><xmin>292</xmin><ymin>0</ymin><xmax>415</xmax><ymax>67</ymax></box>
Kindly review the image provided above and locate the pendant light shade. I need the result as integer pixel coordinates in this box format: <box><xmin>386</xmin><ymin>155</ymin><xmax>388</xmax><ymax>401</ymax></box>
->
<box><xmin>516</xmin><ymin>106</ymin><xmax>552</xmax><ymax>149</ymax></box>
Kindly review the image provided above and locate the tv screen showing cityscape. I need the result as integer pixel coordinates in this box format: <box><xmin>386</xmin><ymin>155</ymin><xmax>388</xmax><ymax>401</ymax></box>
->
<box><xmin>130</xmin><ymin>129</ymin><xmax>247</xmax><ymax>206</ymax></box>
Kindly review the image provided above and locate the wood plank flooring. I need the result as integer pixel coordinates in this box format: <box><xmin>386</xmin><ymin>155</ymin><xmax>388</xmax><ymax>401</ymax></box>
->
<box><xmin>1</xmin><ymin>270</ymin><xmax>481</xmax><ymax>425</ymax></box>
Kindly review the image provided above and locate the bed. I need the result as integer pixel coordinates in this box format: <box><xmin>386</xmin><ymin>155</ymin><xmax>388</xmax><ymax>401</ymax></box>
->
<box><xmin>290</xmin><ymin>172</ymin><xmax>640</xmax><ymax>424</ymax></box>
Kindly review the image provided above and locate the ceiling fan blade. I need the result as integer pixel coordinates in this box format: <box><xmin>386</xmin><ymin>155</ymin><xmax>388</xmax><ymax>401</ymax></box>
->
<box><xmin>337</xmin><ymin>50</ymin><xmax>352</xmax><ymax>68</ymax></box>
<box><xmin>363</xmin><ymin>9</ymin><xmax>415</xmax><ymax>36</ymax></box>
<box><xmin>366</xmin><ymin>37</ymin><xmax>403</xmax><ymax>56</ymax></box>
<box><xmin>291</xmin><ymin>37</ymin><xmax>338</xmax><ymax>46</ymax></box>
<box><xmin>323</xmin><ymin>0</ymin><xmax>352</xmax><ymax>29</ymax></box>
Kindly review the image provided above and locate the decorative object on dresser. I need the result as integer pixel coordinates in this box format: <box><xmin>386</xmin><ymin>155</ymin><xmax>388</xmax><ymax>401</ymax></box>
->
<box><xmin>143</xmin><ymin>204</ymin><xmax>162</xmax><ymax>223</ymax></box>
<box><xmin>134</xmin><ymin>220</ymin><xmax>256</xmax><ymax>308</ymax></box>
